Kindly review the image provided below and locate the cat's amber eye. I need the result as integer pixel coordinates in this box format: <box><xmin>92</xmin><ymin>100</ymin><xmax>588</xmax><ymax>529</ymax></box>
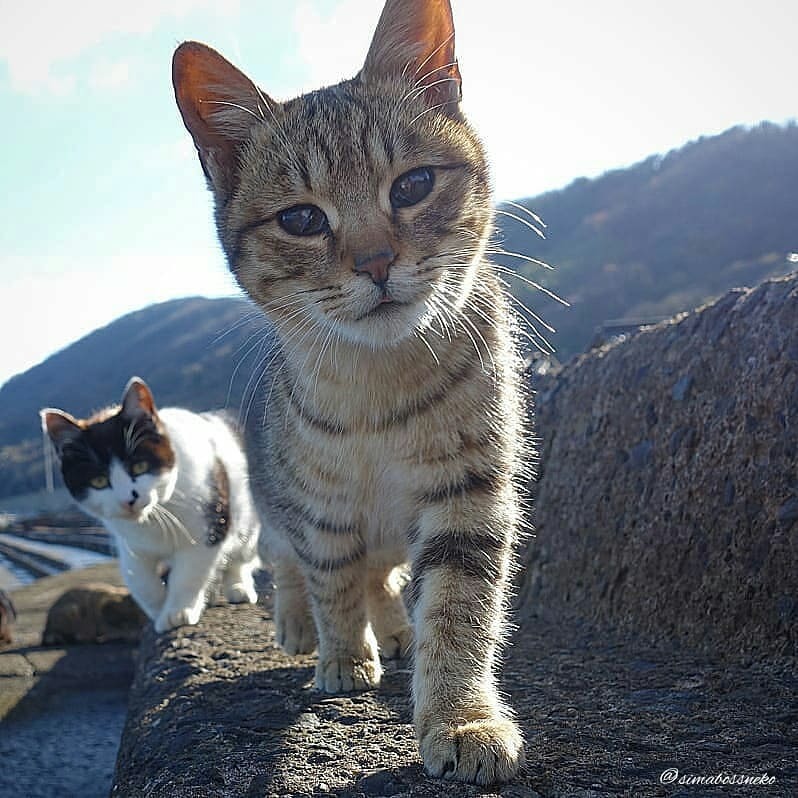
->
<box><xmin>390</xmin><ymin>167</ymin><xmax>435</xmax><ymax>209</ymax></box>
<box><xmin>90</xmin><ymin>475</ymin><xmax>109</xmax><ymax>490</ymax></box>
<box><xmin>277</xmin><ymin>204</ymin><xmax>329</xmax><ymax>237</ymax></box>
<box><xmin>130</xmin><ymin>461</ymin><xmax>149</xmax><ymax>476</ymax></box>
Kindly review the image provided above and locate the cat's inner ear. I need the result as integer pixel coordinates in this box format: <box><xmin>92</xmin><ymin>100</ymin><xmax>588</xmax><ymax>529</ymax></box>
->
<box><xmin>41</xmin><ymin>409</ymin><xmax>82</xmax><ymax>454</ymax></box>
<box><xmin>121</xmin><ymin>377</ymin><xmax>157</xmax><ymax>419</ymax></box>
<box><xmin>361</xmin><ymin>0</ymin><xmax>461</xmax><ymax>112</ymax></box>
<box><xmin>172</xmin><ymin>41</ymin><xmax>271</xmax><ymax>192</ymax></box>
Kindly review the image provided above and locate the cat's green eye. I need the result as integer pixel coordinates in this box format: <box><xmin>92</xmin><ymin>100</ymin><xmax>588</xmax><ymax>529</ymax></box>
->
<box><xmin>130</xmin><ymin>461</ymin><xmax>149</xmax><ymax>476</ymax></box>
<box><xmin>277</xmin><ymin>204</ymin><xmax>329</xmax><ymax>237</ymax></box>
<box><xmin>390</xmin><ymin>167</ymin><xmax>435</xmax><ymax>209</ymax></box>
<box><xmin>90</xmin><ymin>475</ymin><xmax>109</xmax><ymax>489</ymax></box>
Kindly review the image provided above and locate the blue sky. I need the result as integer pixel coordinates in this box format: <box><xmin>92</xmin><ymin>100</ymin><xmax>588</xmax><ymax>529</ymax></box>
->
<box><xmin>1</xmin><ymin>0</ymin><xmax>796</xmax><ymax>387</ymax></box>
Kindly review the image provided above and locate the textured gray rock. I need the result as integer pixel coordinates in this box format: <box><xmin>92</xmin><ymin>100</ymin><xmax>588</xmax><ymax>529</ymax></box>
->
<box><xmin>524</xmin><ymin>272</ymin><xmax>798</xmax><ymax>661</ymax></box>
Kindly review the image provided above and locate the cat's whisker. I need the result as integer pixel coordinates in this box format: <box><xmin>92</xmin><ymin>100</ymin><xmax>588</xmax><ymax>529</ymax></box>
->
<box><xmin>484</xmin><ymin>247</ymin><xmax>555</xmax><ymax>272</ymax></box>
<box><xmin>245</xmin><ymin>310</ymin><xmax>320</xmax><ymax>430</ymax></box>
<box><xmin>494</xmin><ymin>209</ymin><xmax>546</xmax><ymax>240</ymax></box>
<box><xmin>284</xmin><ymin>321</ymin><xmax>331</xmax><ymax>431</ymax></box>
<box><xmin>156</xmin><ymin>504</ymin><xmax>195</xmax><ymax>546</ymax></box>
<box><xmin>210</xmin><ymin>310</ymin><xmax>263</xmax><ymax>346</ymax></box>
<box><xmin>413</xmin><ymin>328</ymin><xmax>441</xmax><ymax>366</ymax></box>
<box><xmin>433</xmin><ymin>287</ymin><xmax>495</xmax><ymax>375</ymax></box>
<box><xmin>226</xmin><ymin>329</ymin><xmax>276</xmax><ymax>409</ymax></box>
<box><xmin>502</xmin><ymin>199</ymin><xmax>547</xmax><ymax>229</ymax></box>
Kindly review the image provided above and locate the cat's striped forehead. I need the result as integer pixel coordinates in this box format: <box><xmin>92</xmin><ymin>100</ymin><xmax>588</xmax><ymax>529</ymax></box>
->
<box><xmin>238</xmin><ymin>76</ymin><xmax>485</xmax><ymax>211</ymax></box>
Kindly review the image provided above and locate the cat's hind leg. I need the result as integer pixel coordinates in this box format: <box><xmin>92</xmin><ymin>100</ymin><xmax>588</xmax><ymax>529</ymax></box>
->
<box><xmin>222</xmin><ymin>552</ymin><xmax>259</xmax><ymax>605</ymax></box>
<box><xmin>367</xmin><ymin>563</ymin><xmax>412</xmax><ymax>660</ymax></box>
<box><xmin>272</xmin><ymin>558</ymin><xmax>316</xmax><ymax>655</ymax></box>
<box><xmin>305</xmin><ymin>555</ymin><xmax>381</xmax><ymax>693</ymax></box>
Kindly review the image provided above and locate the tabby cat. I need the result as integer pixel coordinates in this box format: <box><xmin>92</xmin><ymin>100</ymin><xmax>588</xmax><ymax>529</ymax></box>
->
<box><xmin>173</xmin><ymin>0</ymin><xmax>527</xmax><ymax>784</ymax></box>
<box><xmin>42</xmin><ymin>378</ymin><xmax>260</xmax><ymax>633</ymax></box>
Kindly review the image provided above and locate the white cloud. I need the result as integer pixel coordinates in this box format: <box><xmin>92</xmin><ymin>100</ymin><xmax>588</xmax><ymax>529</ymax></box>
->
<box><xmin>88</xmin><ymin>59</ymin><xmax>131</xmax><ymax>92</ymax></box>
<box><xmin>0</xmin><ymin>0</ymin><xmax>240</xmax><ymax>95</ymax></box>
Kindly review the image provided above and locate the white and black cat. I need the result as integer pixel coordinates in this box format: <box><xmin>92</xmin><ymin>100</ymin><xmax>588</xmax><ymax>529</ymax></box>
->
<box><xmin>42</xmin><ymin>377</ymin><xmax>260</xmax><ymax>632</ymax></box>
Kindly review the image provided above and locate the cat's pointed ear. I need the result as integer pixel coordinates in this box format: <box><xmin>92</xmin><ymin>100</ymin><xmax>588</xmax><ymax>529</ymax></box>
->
<box><xmin>41</xmin><ymin>409</ymin><xmax>82</xmax><ymax>455</ymax></box>
<box><xmin>172</xmin><ymin>41</ymin><xmax>270</xmax><ymax>194</ymax></box>
<box><xmin>361</xmin><ymin>0</ymin><xmax>461</xmax><ymax>113</ymax></box>
<box><xmin>121</xmin><ymin>377</ymin><xmax>158</xmax><ymax>419</ymax></box>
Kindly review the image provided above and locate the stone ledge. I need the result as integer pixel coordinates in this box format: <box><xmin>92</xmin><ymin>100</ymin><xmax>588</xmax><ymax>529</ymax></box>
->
<box><xmin>111</xmin><ymin>597</ymin><xmax>797</xmax><ymax>797</ymax></box>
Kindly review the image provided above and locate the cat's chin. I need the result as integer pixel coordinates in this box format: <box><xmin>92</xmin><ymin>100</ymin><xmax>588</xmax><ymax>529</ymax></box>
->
<box><xmin>336</xmin><ymin>299</ymin><xmax>432</xmax><ymax>349</ymax></box>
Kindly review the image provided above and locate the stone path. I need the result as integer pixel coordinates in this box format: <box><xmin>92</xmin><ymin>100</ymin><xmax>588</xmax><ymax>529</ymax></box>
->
<box><xmin>0</xmin><ymin>563</ymin><xmax>137</xmax><ymax>798</ymax></box>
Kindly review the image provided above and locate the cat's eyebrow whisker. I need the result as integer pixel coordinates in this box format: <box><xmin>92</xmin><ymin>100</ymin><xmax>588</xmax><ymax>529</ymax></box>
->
<box><xmin>203</xmin><ymin>98</ymin><xmax>263</xmax><ymax>124</ymax></box>
<box><xmin>411</xmin><ymin>30</ymin><xmax>455</xmax><ymax>83</ymax></box>
<box><xmin>253</xmin><ymin>87</ymin><xmax>305</xmax><ymax>175</ymax></box>
<box><xmin>404</xmin><ymin>61</ymin><xmax>460</xmax><ymax>103</ymax></box>
<box><xmin>408</xmin><ymin>99</ymin><xmax>457</xmax><ymax>127</ymax></box>
<box><xmin>402</xmin><ymin>76</ymin><xmax>461</xmax><ymax>114</ymax></box>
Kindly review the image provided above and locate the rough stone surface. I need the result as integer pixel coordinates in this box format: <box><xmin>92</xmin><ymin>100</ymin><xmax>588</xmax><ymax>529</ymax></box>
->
<box><xmin>524</xmin><ymin>273</ymin><xmax>798</xmax><ymax>662</ymax></box>
<box><xmin>112</xmin><ymin>596</ymin><xmax>797</xmax><ymax>797</ymax></box>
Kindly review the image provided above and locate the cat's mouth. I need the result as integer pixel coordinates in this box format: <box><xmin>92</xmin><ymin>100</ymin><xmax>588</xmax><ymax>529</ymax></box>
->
<box><xmin>357</xmin><ymin>297</ymin><xmax>404</xmax><ymax>320</ymax></box>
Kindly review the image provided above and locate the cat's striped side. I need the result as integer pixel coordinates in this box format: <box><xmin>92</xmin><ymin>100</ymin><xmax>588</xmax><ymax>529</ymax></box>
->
<box><xmin>173</xmin><ymin>0</ymin><xmax>528</xmax><ymax>784</ymax></box>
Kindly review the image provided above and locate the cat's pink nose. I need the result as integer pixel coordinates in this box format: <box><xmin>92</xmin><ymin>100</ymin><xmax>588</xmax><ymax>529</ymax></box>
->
<box><xmin>353</xmin><ymin>248</ymin><xmax>396</xmax><ymax>288</ymax></box>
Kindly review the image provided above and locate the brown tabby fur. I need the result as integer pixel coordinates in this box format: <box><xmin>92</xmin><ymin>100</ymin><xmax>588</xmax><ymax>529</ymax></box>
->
<box><xmin>172</xmin><ymin>0</ymin><xmax>528</xmax><ymax>784</ymax></box>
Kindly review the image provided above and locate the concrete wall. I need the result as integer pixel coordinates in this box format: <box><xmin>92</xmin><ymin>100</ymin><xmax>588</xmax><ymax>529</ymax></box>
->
<box><xmin>523</xmin><ymin>272</ymin><xmax>798</xmax><ymax>661</ymax></box>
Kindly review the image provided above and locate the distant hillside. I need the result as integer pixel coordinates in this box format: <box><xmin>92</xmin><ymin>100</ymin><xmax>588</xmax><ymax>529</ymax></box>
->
<box><xmin>497</xmin><ymin>122</ymin><xmax>798</xmax><ymax>358</ymax></box>
<box><xmin>0</xmin><ymin>297</ymin><xmax>265</xmax><ymax>499</ymax></box>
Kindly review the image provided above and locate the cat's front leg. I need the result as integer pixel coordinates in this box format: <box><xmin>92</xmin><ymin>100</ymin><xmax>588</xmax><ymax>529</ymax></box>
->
<box><xmin>118</xmin><ymin>548</ymin><xmax>166</xmax><ymax>621</ymax></box>
<box><xmin>155</xmin><ymin>544</ymin><xmax>219</xmax><ymax>633</ymax></box>
<box><xmin>301</xmin><ymin>552</ymin><xmax>381</xmax><ymax>693</ymax></box>
<box><xmin>410</xmin><ymin>494</ymin><xmax>524</xmax><ymax>785</ymax></box>
<box><xmin>272</xmin><ymin>558</ymin><xmax>316</xmax><ymax>655</ymax></box>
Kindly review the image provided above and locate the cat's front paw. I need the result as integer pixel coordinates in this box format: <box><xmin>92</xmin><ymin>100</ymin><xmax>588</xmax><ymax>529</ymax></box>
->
<box><xmin>315</xmin><ymin>652</ymin><xmax>382</xmax><ymax>693</ymax></box>
<box><xmin>155</xmin><ymin>606</ymin><xmax>202</xmax><ymax>633</ymax></box>
<box><xmin>419</xmin><ymin>716</ymin><xmax>525</xmax><ymax>785</ymax></box>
